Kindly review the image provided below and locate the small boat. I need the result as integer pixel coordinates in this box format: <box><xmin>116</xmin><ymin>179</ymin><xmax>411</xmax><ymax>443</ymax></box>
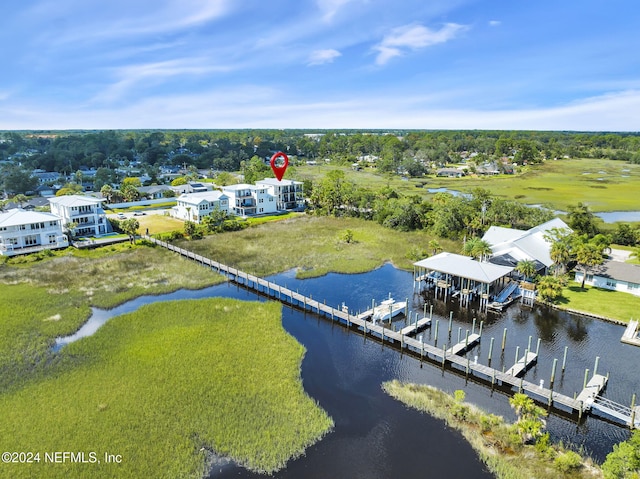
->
<box><xmin>372</xmin><ymin>298</ymin><xmax>407</xmax><ymax>322</ymax></box>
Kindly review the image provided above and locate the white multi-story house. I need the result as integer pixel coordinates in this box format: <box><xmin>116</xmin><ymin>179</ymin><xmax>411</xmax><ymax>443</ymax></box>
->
<box><xmin>172</xmin><ymin>191</ymin><xmax>229</xmax><ymax>223</ymax></box>
<box><xmin>255</xmin><ymin>178</ymin><xmax>304</xmax><ymax>211</ymax></box>
<box><xmin>0</xmin><ymin>209</ymin><xmax>69</xmax><ymax>256</ymax></box>
<box><xmin>222</xmin><ymin>184</ymin><xmax>277</xmax><ymax>217</ymax></box>
<box><xmin>49</xmin><ymin>195</ymin><xmax>110</xmax><ymax>237</ymax></box>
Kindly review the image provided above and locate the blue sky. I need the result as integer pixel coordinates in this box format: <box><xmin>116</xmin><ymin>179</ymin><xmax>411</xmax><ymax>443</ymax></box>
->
<box><xmin>1</xmin><ymin>0</ymin><xmax>639</xmax><ymax>130</ymax></box>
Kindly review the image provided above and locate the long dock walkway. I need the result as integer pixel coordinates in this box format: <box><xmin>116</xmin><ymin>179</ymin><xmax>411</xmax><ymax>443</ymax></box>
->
<box><xmin>147</xmin><ymin>236</ymin><xmax>640</xmax><ymax>429</ymax></box>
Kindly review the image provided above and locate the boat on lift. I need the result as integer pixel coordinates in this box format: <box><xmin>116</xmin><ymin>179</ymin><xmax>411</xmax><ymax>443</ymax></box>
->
<box><xmin>372</xmin><ymin>297</ymin><xmax>407</xmax><ymax>322</ymax></box>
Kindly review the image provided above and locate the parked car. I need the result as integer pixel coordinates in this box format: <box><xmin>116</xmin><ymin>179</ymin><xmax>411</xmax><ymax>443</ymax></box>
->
<box><xmin>117</xmin><ymin>213</ymin><xmax>126</xmax><ymax>219</ymax></box>
<box><xmin>133</xmin><ymin>211</ymin><xmax>146</xmax><ymax>216</ymax></box>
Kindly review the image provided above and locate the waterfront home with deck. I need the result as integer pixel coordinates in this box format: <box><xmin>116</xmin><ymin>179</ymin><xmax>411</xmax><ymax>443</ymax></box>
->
<box><xmin>48</xmin><ymin>195</ymin><xmax>110</xmax><ymax>237</ymax></box>
<box><xmin>255</xmin><ymin>178</ymin><xmax>305</xmax><ymax>211</ymax></box>
<box><xmin>221</xmin><ymin>184</ymin><xmax>277</xmax><ymax>217</ymax></box>
<box><xmin>171</xmin><ymin>191</ymin><xmax>229</xmax><ymax>223</ymax></box>
<box><xmin>0</xmin><ymin>208</ymin><xmax>68</xmax><ymax>256</ymax></box>
<box><xmin>482</xmin><ymin>218</ymin><xmax>572</xmax><ymax>275</ymax></box>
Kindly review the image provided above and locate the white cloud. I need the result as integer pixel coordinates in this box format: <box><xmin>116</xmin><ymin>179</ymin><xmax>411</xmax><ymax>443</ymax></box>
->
<box><xmin>307</xmin><ymin>49</ymin><xmax>342</xmax><ymax>66</ymax></box>
<box><xmin>93</xmin><ymin>59</ymin><xmax>232</xmax><ymax>103</ymax></box>
<box><xmin>373</xmin><ymin>23</ymin><xmax>467</xmax><ymax>65</ymax></box>
<box><xmin>3</xmin><ymin>88</ymin><xmax>640</xmax><ymax>132</ymax></box>
<box><xmin>316</xmin><ymin>0</ymin><xmax>355</xmax><ymax>21</ymax></box>
<box><xmin>488</xmin><ymin>20</ymin><xmax>501</xmax><ymax>27</ymax></box>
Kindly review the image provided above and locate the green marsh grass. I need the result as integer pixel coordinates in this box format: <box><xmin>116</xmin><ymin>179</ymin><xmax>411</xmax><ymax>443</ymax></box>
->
<box><xmin>297</xmin><ymin>158</ymin><xmax>640</xmax><ymax>212</ymax></box>
<box><xmin>383</xmin><ymin>380</ymin><xmax>603</xmax><ymax>479</ymax></box>
<box><xmin>0</xmin><ymin>298</ymin><xmax>333</xmax><ymax>478</ymax></box>
<box><xmin>0</xmin><ymin>245</ymin><xmax>224</xmax><ymax>392</ymax></box>
<box><xmin>177</xmin><ymin>215</ymin><xmax>459</xmax><ymax>278</ymax></box>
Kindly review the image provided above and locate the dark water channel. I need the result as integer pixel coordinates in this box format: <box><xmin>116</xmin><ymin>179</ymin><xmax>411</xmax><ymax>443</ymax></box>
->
<box><xmin>57</xmin><ymin>264</ymin><xmax>640</xmax><ymax>477</ymax></box>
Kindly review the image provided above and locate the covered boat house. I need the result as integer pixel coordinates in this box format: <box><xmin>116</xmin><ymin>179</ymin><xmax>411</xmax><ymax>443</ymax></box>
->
<box><xmin>413</xmin><ymin>252</ymin><xmax>515</xmax><ymax>310</ymax></box>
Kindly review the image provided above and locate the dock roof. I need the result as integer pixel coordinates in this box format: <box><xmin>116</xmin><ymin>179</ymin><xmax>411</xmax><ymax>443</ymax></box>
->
<box><xmin>414</xmin><ymin>252</ymin><xmax>514</xmax><ymax>284</ymax></box>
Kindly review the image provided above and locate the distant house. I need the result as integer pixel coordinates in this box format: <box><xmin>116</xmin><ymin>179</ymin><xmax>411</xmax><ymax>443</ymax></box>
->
<box><xmin>254</xmin><ymin>178</ymin><xmax>304</xmax><ymax>211</ymax></box>
<box><xmin>170</xmin><ymin>182</ymin><xmax>213</xmax><ymax>195</ymax></box>
<box><xmin>137</xmin><ymin>185</ymin><xmax>172</xmax><ymax>200</ymax></box>
<box><xmin>0</xmin><ymin>209</ymin><xmax>68</xmax><ymax>256</ymax></box>
<box><xmin>436</xmin><ymin>168</ymin><xmax>464</xmax><ymax>178</ymax></box>
<box><xmin>482</xmin><ymin>218</ymin><xmax>572</xmax><ymax>275</ymax></box>
<box><xmin>48</xmin><ymin>195</ymin><xmax>110</xmax><ymax>237</ymax></box>
<box><xmin>221</xmin><ymin>184</ymin><xmax>277</xmax><ymax>217</ymax></box>
<box><xmin>171</xmin><ymin>191</ymin><xmax>229</xmax><ymax>223</ymax></box>
<box><xmin>575</xmin><ymin>260</ymin><xmax>640</xmax><ymax>297</ymax></box>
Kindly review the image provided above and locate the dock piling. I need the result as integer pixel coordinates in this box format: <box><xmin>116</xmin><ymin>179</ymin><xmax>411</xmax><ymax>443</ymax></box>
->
<box><xmin>583</xmin><ymin>369</ymin><xmax>590</xmax><ymax>390</ymax></box>
<box><xmin>479</xmin><ymin>321</ymin><xmax>484</xmax><ymax>337</ymax></box>
<box><xmin>488</xmin><ymin>337</ymin><xmax>494</xmax><ymax>363</ymax></box>
<box><xmin>434</xmin><ymin>319</ymin><xmax>439</xmax><ymax>345</ymax></box>
<box><xmin>594</xmin><ymin>356</ymin><xmax>600</xmax><ymax>377</ymax></box>
<box><xmin>562</xmin><ymin>346</ymin><xmax>568</xmax><ymax>372</ymax></box>
<box><xmin>550</xmin><ymin>358</ymin><xmax>558</xmax><ymax>387</ymax></box>
<box><xmin>501</xmin><ymin>328</ymin><xmax>507</xmax><ymax>352</ymax></box>
<box><xmin>536</xmin><ymin>338</ymin><xmax>541</xmax><ymax>356</ymax></box>
<box><xmin>448</xmin><ymin>312</ymin><xmax>453</xmax><ymax>334</ymax></box>
<box><xmin>472</xmin><ymin>318</ymin><xmax>476</xmax><ymax>335</ymax></box>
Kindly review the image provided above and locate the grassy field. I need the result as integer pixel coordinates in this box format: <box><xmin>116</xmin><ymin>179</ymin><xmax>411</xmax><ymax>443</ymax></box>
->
<box><xmin>133</xmin><ymin>213</ymin><xmax>185</xmax><ymax>235</ymax></box>
<box><xmin>383</xmin><ymin>380</ymin><xmax>603</xmax><ymax>479</ymax></box>
<box><xmin>0</xmin><ymin>244</ymin><xmax>223</xmax><ymax>392</ymax></box>
<box><xmin>0</xmin><ymin>298</ymin><xmax>333</xmax><ymax>478</ymax></box>
<box><xmin>177</xmin><ymin>215</ymin><xmax>460</xmax><ymax>278</ymax></box>
<box><xmin>297</xmin><ymin>158</ymin><xmax>640</xmax><ymax>212</ymax></box>
<box><xmin>554</xmin><ymin>282</ymin><xmax>640</xmax><ymax>323</ymax></box>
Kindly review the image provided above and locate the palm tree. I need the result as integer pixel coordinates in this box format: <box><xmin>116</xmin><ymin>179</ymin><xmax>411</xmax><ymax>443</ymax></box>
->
<box><xmin>550</xmin><ymin>239</ymin><xmax>571</xmax><ymax>276</ymax></box>
<box><xmin>461</xmin><ymin>237</ymin><xmax>492</xmax><ymax>262</ymax></box>
<box><xmin>509</xmin><ymin>393</ymin><xmax>547</xmax><ymax>444</ymax></box>
<box><xmin>471</xmin><ymin>239</ymin><xmax>493</xmax><ymax>262</ymax></box>
<box><xmin>575</xmin><ymin>241</ymin><xmax>604</xmax><ymax>288</ymax></box>
<box><xmin>428</xmin><ymin>239</ymin><xmax>442</xmax><ymax>256</ymax></box>
<box><xmin>516</xmin><ymin>259</ymin><xmax>537</xmax><ymax>281</ymax></box>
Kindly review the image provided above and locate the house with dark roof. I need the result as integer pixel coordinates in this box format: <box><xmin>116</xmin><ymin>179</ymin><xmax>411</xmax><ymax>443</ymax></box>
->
<box><xmin>575</xmin><ymin>259</ymin><xmax>640</xmax><ymax>297</ymax></box>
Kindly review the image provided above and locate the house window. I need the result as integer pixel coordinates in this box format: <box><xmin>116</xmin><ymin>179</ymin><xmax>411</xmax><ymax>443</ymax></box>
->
<box><xmin>48</xmin><ymin>234</ymin><xmax>57</xmax><ymax>244</ymax></box>
<box><xmin>586</xmin><ymin>274</ymin><xmax>593</xmax><ymax>282</ymax></box>
<box><xmin>628</xmin><ymin>283</ymin><xmax>639</xmax><ymax>291</ymax></box>
<box><xmin>7</xmin><ymin>238</ymin><xmax>18</xmax><ymax>245</ymax></box>
<box><xmin>606</xmin><ymin>279</ymin><xmax>617</xmax><ymax>288</ymax></box>
<box><xmin>24</xmin><ymin>235</ymin><xmax>38</xmax><ymax>246</ymax></box>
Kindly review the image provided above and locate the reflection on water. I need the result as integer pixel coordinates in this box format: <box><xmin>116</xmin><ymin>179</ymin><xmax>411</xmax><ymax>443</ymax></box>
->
<box><xmin>55</xmin><ymin>263</ymin><xmax>640</xmax><ymax>475</ymax></box>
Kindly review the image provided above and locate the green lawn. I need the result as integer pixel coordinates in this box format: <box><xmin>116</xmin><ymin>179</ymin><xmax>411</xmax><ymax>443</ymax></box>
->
<box><xmin>0</xmin><ymin>298</ymin><xmax>333</xmax><ymax>478</ymax></box>
<box><xmin>555</xmin><ymin>281</ymin><xmax>640</xmax><ymax>323</ymax></box>
<box><xmin>178</xmin><ymin>214</ymin><xmax>460</xmax><ymax>278</ymax></box>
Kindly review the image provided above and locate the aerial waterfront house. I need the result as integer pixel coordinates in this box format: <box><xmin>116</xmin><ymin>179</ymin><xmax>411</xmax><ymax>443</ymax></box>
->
<box><xmin>482</xmin><ymin>218</ymin><xmax>572</xmax><ymax>275</ymax></box>
<box><xmin>171</xmin><ymin>191</ymin><xmax>229</xmax><ymax>223</ymax></box>
<box><xmin>48</xmin><ymin>195</ymin><xmax>110</xmax><ymax>237</ymax></box>
<box><xmin>221</xmin><ymin>184</ymin><xmax>277</xmax><ymax>217</ymax></box>
<box><xmin>255</xmin><ymin>178</ymin><xmax>304</xmax><ymax>211</ymax></box>
<box><xmin>575</xmin><ymin>259</ymin><xmax>640</xmax><ymax>297</ymax></box>
<box><xmin>0</xmin><ymin>208</ymin><xmax>68</xmax><ymax>256</ymax></box>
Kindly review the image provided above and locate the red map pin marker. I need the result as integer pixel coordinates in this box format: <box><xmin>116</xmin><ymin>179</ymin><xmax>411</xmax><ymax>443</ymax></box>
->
<box><xmin>270</xmin><ymin>151</ymin><xmax>289</xmax><ymax>181</ymax></box>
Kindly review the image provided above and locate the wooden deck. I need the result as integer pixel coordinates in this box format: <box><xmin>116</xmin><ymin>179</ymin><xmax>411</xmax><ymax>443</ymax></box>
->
<box><xmin>147</xmin><ymin>236</ymin><xmax>639</xmax><ymax>429</ymax></box>
<box><xmin>446</xmin><ymin>333</ymin><xmax>481</xmax><ymax>356</ymax></box>
<box><xmin>399</xmin><ymin>316</ymin><xmax>432</xmax><ymax>336</ymax></box>
<box><xmin>505</xmin><ymin>351</ymin><xmax>538</xmax><ymax>377</ymax></box>
<box><xmin>621</xmin><ymin>320</ymin><xmax>640</xmax><ymax>347</ymax></box>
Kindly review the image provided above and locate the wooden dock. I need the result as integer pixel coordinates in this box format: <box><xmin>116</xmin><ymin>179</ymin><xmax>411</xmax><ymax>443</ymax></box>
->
<box><xmin>505</xmin><ymin>351</ymin><xmax>538</xmax><ymax>377</ymax></box>
<box><xmin>446</xmin><ymin>333</ymin><xmax>481</xmax><ymax>356</ymax></box>
<box><xmin>399</xmin><ymin>316</ymin><xmax>431</xmax><ymax>336</ymax></box>
<box><xmin>576</xmin><ymin>374</ymin><xmax>608</xmax><ymax>410</ymax></box>
<box><xmin>621</xmin><ymin>320</ymin><xmax>640</xmax><ymax>347</ymax></box>
<box><xmin>147</xmin><ymin>236</ymin><xmax>640</xmax><ymax>430</ymax></box>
